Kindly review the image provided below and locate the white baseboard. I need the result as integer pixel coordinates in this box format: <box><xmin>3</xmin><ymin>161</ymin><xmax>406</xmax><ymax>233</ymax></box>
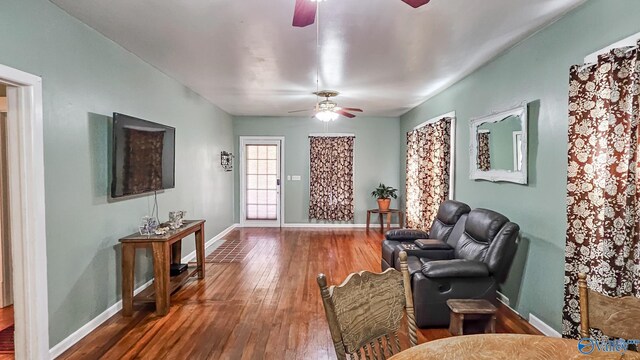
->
<box><xmin>529</xmin><ymin>313</ymin><xmax>561</xmax><ymax>338</ymax></box>
<box><xmin>496</xmin><ymin>291</ymin><xmax>510</xmax><ymax>307</ymax></box>
<box><xmin>279</xmin><ymin>223</ymin><xmax>400</xmax><ymax>228</ymax></box>
<box><xmin>48</xmin><ymin>278</ymin><xmax>154</xmax><ymax>359</ymax></box>
<box><xmin>49</xmin><ymin>223</ymin><xmax>238</xmax><ymax>359</ymax></box>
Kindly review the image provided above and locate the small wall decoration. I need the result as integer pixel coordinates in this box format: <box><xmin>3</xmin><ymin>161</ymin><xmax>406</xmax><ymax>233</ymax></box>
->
<box><xmin>221</xmin><ymin>151</ymin><xmax>234</xmax><ymax>172</ymax></box>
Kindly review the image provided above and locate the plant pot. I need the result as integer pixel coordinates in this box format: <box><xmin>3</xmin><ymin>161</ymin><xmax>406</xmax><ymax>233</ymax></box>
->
<box><xmin>377</xmin><ymin>198</ymin><xmax>391</xmax><ymax>212</ymax></box>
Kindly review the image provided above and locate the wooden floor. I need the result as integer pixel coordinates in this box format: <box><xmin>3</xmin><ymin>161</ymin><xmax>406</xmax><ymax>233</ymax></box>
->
<box><xmin>59</xmin><ymin>228</ymin><xmax>540</xmax><ymax>359</ymax></box>
<box><xmin>0</xmin><ymin>305</ymin><xmax>13</xmax><ymax>360</ymax></box>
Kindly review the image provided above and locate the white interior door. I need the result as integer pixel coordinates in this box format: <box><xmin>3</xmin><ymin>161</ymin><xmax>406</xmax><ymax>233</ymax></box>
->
<box><xmin>240</xmin><ymin>137</ymin><xmax>283</xmax><ymax>227</ymax></box>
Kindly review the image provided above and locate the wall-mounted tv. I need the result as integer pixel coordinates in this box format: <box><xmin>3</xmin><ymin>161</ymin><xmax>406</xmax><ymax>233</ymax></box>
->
<box><xmin>111</xmin><ymin>113</ymin><xmax>175</xmax><ymax>198</ymax></box>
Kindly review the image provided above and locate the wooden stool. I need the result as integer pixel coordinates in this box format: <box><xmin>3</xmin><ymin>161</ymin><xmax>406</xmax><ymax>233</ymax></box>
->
<box><xmin>446</xmin><ymin>299</ymin><xmax>497</xmax><ymax>336</ymax></box>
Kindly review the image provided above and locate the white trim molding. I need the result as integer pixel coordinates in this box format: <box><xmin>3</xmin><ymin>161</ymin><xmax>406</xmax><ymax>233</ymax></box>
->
<box><xmin>0</xmin><ymin>63</ymin><xmax>49</xmax><ymax>359</ymax></box>
<box><xmin>529</xmin><ymin>313</ymin><xmax>562</xmax><ymax>338</ymax></box>
<box><xmin>49</xmin><ymin>223</ymin><xmax>238</xmax><ymax>359</ymax></box>
<box><xmin>308</xmin><ymin>132</ymin><xmax>355</xmax><ymax>137</ymax></box>
<box><xmin>584</xmin><ymin>31</ymin><xmax>640</xmax><ymax>64</ymax></box>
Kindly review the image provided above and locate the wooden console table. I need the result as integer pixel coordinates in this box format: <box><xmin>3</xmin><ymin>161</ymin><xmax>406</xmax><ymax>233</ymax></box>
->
<box><xmin>120</xmin><ymin>219</ymin><xmax>205</xmax><ymax>316</ymax></box>
<box><xmin>366</xmin><ymin>209</ymin><xmax>404</xmax><ymax>232</ymax></box>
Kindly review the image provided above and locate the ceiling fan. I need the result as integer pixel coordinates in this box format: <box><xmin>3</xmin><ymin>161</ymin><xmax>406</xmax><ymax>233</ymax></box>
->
<box><xmin>293</xmin><ymin>0</ymin><xmax>431</xmax><ymax>27</ymax></box>
<box><xmin>289</xmin><ymin>90</ymin><xmax>363</xmax><ymax>121</ymax></box>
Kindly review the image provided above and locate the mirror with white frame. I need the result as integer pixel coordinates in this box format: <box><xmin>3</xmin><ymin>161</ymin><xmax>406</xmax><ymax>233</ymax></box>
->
<box><xmin>469</xmin><ymin>104</ymin><xmax>528</xmax><ymax>184</ymax></box>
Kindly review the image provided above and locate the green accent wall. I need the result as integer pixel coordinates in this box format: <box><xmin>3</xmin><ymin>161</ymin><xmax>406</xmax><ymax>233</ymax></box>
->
<box><xmin>0</xmin><ymin>0</ymin><xmax>234</xmax><ymax>347</ymax></box>
<box><xmin>233</xmin><ymin>116</ymin><xmax>400</xmax><ymax>224</ymax></box>
<box><xmin>400</xmin><ymin>0</ymin><xmax>640</xmax><ymax>332</ymax></box>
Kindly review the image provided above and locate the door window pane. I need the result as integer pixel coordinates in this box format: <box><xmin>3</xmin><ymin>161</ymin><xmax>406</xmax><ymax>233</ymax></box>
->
<box><xmin>245</xmin><ymin>144</ymin><xmax>279</xmax><ymax>220</ymax></box>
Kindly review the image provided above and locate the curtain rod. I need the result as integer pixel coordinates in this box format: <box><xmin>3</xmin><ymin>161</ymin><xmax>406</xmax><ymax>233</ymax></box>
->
<box><xmin>309</xmin><ymin>133</ymin><xmax>355</xmax><ymax>137</ymax></box>
<box><xmin>413</xmin><ymin>111</ymin><xmax>456</xmax><ymax>130</ymax></box>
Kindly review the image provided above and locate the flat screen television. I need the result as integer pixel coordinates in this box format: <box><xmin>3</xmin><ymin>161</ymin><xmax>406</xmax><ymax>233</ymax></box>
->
<box><xmin>111</xmin><ymin>113</ymin><xmax>175</xmax><ymax>198</ymax></box>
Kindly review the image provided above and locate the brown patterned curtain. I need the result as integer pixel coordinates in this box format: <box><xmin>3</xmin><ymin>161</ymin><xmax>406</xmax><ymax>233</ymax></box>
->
<box><xmin>309</xmin><ymin>136</ymin><xmax>354</xmax><ymax>221</ymax></box>
<box><xmin>405</xmin><ymin>118</ymin><xmax>452</xmax><ymax>230</ymax></box>
<box><xmin>477</xmin><ymin>131</ymin><xmax>491</xmax><ymax>171</ymax></box>
<box><xmin>563</xmin><ymin>41</ymin><xmax>640</xmax><ymax>339</ymax></box>
<box><xmin>123</xmin><ymin>128</ymin><xmax>164</xmax><ymax>195</ymax></box>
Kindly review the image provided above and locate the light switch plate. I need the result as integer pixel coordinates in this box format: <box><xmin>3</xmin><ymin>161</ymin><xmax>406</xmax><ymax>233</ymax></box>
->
<box><xmin>287</xmin><ymin>175</ymin><xmax>291</xmax><ymax>181</ymax></box>
<box><xmin>292</xmin><ymin>175</ymin><xmax>301</xmax><ymax>181</ymax></box>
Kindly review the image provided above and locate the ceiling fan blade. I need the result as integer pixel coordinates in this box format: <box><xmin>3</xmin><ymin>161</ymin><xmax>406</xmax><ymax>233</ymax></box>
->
<box><xmin>292</xmin><ymin>0</ymin><xmax>316</xmax><ymax>27</ymax></box>
<box><xmin>335</xmin><ymin>109</ymin><xmax>356</xmax><ymax>119</ymax></box>
<box><xmin>342</xmin><ymin>107</ymin><xmax>363</xmax><ymax>112</ymax></box>
<box><xmin>288</xmin><ymin>109</ymin><xmax>314</xmax><ymax>113</ymax></box>
<box><xmin>401</xmin><ymin>0</ymin><xmax>431</xmax><ymax>8</ymax></box>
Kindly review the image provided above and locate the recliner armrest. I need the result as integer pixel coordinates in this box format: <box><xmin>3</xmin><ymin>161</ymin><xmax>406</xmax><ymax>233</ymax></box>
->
<box><xmin>414</xmin><ymin>239</ymin><xmax>452</xmax><ymax>250</ymax></box>
<box><xmin>421</xmin><ymin>259</ymin><xmax>489</xmax><ymax>278</ymax></box>
<box><xmin>385</xmin><ymin>229</ymin><xmax>429</xmax><ymax>242</ymax></box>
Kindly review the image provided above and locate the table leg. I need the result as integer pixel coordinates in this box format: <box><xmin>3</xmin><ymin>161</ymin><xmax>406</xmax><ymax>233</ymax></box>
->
<box><xmin>378</xmin><ymin>213</ymin><xmax>383</xmax><ymax>232</ymax></box>
<box><xmin>448</xmin><ymin>313</ymin><xmax>463</xmax><ymax>336</ymax></box>
<box><xmin>122</xmin><ymin>244</ymin><xmax>135</xmax><ymax>317</ymax></box>
<box><xmin>171</xmin><ymin>239</ymin><xmax>182</xmax><ymax>265</ymax></box>
<box><xmin>152</xmin><ymin>242</ymin><xmax>171</xmax><ymax>316</ymax></box>
<box><xmin>486</xmin><ymin>315</ymin><xmax>496</xmax><ymax>334</ymax></box>
<box><xmin>366</xmin><ymin>211</ymin><xmax>371</xmax><ymax>231</ymax></box>
<box><xmin>399</xmin><ymin>211</ymin><xmax>405</xmax><ymax>228</ymax></box>
<box><xmin>386</xmin><ymin>213</ymin><xmax>391</xmax><ymax>231</ymax></box>
<box><xmin>195</xmin><ymin>225</ymin><xmax>205</xmax><ymax>279</ymax></box>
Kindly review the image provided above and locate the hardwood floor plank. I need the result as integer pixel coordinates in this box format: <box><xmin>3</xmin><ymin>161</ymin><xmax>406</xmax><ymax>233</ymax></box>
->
<box><xmin>58</xmin><ymin>228</ymin><xmax>540</xmax><ymax>359</ymax></box>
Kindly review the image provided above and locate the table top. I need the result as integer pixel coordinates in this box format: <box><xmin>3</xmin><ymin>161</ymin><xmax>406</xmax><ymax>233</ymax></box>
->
<box><xmin>388</xmin><ymin>334</ymin><xmax>640</xmax><ymax>360</ymax></box>
<box><xmin>446</xmin><ymin>299</ymin><xmax>497</xmax><ymax>314</ymax></box>
<box><xmin>119</xmin><ymin>220</ymin><xmax>205</xmax><ymax>243</ymax></box>
<box><xmin>368</xmin><ymin>208</ymin><xmax>403</xmax><ymax>214</ymax></box>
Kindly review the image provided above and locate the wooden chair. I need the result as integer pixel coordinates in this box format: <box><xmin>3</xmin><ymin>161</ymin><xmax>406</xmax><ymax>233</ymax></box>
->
<box><xmin>578</xmin><ymin>273</ymin><xmax>640</xmax><ymax>339</ymax></box>
<box><xmin>317</xmin><ymin>251</ymin><xmax>417</xmax><ymax>360</ymax></box>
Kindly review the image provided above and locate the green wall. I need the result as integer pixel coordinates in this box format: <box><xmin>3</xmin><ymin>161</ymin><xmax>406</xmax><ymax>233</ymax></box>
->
<box><xmin>0</xmin><ymin>0</ymin><xmax>234</xmax><ymax>347</ymax></box>
<box><xmin>400</xmin><ymin>0</ymin><xmax>640</xmax><ymax>332</ymax></box>
<box><xmin>233</xmin><ymin>116</ymin><xmax>401</xmax><ymax>224</ymax></box>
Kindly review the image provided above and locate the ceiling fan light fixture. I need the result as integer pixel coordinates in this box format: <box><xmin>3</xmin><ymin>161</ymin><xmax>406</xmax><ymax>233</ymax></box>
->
<box><xmin>315</xmin><ymin>110</ymin><xmax>339</xmax><ymax>122</ymax></box>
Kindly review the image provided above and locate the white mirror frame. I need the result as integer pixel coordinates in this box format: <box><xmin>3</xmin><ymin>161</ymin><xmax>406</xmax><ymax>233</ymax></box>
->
<box><xmin>469</xmin><ymin>103</ymin><xmax>528</xmax><ymax>184</ymax></box>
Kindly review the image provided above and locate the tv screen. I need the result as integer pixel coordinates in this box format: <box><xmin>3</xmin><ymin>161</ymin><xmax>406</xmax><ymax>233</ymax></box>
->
<box><xmin>111</xmin><ymin>113</ymin><xmax>175</xmax><ymax>198</ymax></box>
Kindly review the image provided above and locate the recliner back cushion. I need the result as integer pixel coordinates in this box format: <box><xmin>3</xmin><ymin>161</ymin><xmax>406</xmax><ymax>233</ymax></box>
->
<box><xmin>429</xmin><ymin>200</ymin><xmax>471</xmax><ymax>241</ymax></box>
<box><xmin>455</xmin><ymin>209</ymin><xmax>508</xmax><ymax>262</ymax></box>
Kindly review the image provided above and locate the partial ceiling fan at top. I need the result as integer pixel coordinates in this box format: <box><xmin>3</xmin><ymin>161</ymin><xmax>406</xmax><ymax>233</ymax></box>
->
<box><xmin>293</xmin><ymin>0</ymin><xmax>432</xmax><ymax>27</ymax></box>
<box><xmin>288</xmin><ymin>90</ymin><xmax>363</xmax><ymax>121</ymax></box>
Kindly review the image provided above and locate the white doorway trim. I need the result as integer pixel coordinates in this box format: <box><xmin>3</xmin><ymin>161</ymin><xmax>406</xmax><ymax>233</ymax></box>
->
<box><xmin>239</xmin><ymin>136</ymin><xmax>285</xmax><ymax>227</ymax></box>
<box><xmin>0</xmin><ymin>64</ymin><xmax>49</xmax><ymax>359</ymax></box>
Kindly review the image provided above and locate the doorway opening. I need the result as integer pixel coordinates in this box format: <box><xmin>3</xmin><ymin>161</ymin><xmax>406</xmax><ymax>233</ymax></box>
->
<box><xmin>0</xmin><ymin>63</ymin><xmax>49</xmax><ymax>359</ymax></box>
<box><xmin>0</xmin><ymin>83</ymin><xmax>13</xmax><ymax>357</ymax></box>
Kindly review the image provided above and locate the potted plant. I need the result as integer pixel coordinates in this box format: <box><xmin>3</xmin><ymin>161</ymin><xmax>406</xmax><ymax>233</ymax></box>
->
<box><xmin>371</xmin><ymin>183</ymin><xmax>398</xmax><ymax>212</ymax></box>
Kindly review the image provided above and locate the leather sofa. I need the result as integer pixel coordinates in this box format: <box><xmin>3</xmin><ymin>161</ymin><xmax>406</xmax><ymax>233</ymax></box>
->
<box><xmin>381</xmin><ymin>203</ymin><xmax>519</xmax><ymax>328</ymax></box>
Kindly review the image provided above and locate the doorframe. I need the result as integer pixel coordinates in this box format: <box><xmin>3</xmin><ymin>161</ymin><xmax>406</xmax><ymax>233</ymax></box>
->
<box><xmin>0</xmin><ymin>64</ymin><xmax>49</xmax><ymax>358</ymax></box>
<box><xmin>239</xmin><ymin>136</ymin><xmax>285</xmax><ymax>227</ymax></box>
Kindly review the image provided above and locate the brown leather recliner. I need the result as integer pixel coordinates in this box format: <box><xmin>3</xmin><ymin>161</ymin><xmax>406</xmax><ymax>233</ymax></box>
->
<box><xmin>381</xmin><ymin>200</ymin><xmax>471</xmax><ymax>271</ymax></box>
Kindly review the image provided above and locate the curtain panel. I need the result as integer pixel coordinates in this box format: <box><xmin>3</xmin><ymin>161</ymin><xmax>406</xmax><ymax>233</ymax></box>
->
<box><xmin>405</xmin><ymin>118</ymin><xmax>452</xmax><ymax>230</ymax></box>
<box><xmin>563</xmin><ymin>41</ymin><xmax>640</xmax><ymax>339</ymax></box>
<box><xmin>308</xmin><ymin>136</ymin><xmax>355</xmax><ymax>221</ymax></box>
<box><xmin>477</xmin><ymin>131</ymin><xmax>491</xmax><ymax>171</ymax></box>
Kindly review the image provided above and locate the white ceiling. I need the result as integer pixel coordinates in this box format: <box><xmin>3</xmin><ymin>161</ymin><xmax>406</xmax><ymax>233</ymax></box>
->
<box><xmin>51</xmin><ymin>0</ymin><xmax>585</xmax><ymax>117</ymax></box>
